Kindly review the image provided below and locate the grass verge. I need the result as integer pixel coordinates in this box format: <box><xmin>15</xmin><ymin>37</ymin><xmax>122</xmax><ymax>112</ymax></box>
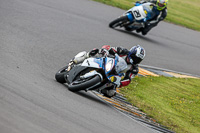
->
<box><xmin>119</xmin><ymin>76</ymin><xmax>200</xmax><ymax>133</ymax></box>
<box><xmin>93</xmin><ymin>0</ymin><xmax>200</xmax><ymax>31</ymax></box>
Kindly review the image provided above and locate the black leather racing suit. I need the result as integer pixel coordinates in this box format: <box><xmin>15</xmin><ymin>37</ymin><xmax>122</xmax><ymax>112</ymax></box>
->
<box><xmin>137</xmin><ymin>0</ymin><xmax>167</xmax><ymax>35</ymax></box>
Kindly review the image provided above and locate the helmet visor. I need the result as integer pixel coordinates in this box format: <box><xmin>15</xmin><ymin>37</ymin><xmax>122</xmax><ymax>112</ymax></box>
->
<box><xmin>133</xmin><ymin>56</ymin><xmax>142</xmax><ymax>64</ymax></box>
<box><xmin>158</xmin><ymin>3</ymin><xmax>165</xmax><ymax>7</ymax></box>
<box><xmin>129</xmin><ymin>54</ymin><xmax>142</xmax><ymax>64</ymax></box>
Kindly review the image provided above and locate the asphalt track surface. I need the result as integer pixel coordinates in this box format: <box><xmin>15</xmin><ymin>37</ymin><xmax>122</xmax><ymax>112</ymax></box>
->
<box><xmin>0</xmin><ymin>0</ymin><xmax>200</xmax><ymax>133</ymax></box>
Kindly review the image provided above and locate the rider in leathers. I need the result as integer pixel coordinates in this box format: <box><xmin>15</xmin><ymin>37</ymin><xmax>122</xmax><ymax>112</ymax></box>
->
<box><xmin>136</xmin><ymin>0</ymin><xmax>168</xmax><ymax>35</ymax></box>
<box><xmin>99</xmin><ymin>45</ymin><xmax>144</xmax><ymax>87</ymax></box>
<box><xmin>69</xmin><ymin>45</ymin><xmax>145</xmax><ymax>97</ymax></box>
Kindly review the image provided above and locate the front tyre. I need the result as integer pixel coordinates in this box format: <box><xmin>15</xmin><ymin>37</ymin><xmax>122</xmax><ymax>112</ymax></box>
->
<box><xmin>55</xmin><ymin>66</ymin><xmax>68</xmax><ymax>83</ymax></box>
<box><xmin>68</xmin><ymin>75</ymin><xmax>101</xmax><ymax>92</ymax></box>
<box><xmin>109</xmin><ymin>16</ymin><xmax>128</xmax><ymax>28</ymax></box>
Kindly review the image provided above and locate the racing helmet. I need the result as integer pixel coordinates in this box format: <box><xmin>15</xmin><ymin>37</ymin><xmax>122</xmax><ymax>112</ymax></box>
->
<box><xmin>156</xmin><ymin>0</ymin><xmax>168</xmax><ymax>10</ymax></box>
<box><xmin>128</xmin><ymin>45</ymin><xmax>145</xmax><ymax>64</ymax></box>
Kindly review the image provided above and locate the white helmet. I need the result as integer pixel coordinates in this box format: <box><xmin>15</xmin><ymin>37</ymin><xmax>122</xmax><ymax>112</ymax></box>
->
<box><xmin>128</xmin><ymin>45</ymin><xmax>145</xmax><ymax>64</ymax></box>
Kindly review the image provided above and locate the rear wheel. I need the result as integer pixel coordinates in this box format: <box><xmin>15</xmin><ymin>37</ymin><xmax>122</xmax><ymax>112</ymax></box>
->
<box><xmin>109</xmin><ymin>16</ymin><xmax>129</xmax><ymax>28</ymax></box>
<box><xmin>55</xmin><ymin>66</ymin><xmax>68</xmax><ymax>83</ymax></box>
<box><xmin>68</xmin><ymin>75</ymin><xmax>101</xmax><ymax>92</ymax></box>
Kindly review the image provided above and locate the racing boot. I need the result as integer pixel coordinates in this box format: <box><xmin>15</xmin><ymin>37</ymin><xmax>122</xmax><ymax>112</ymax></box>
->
<box><xmin>141</xmin><ymin>28</ymin><xmax>149</xmax><ymax>35</ymax></box>
<box><xmin>125</xmin><ymin>26</ymin><xmax>134</xmax><ymax>31</ymax></box>
<box><xmin>101</xmin><ymin>86</ymin><xmax>116</xmax><ymax>98</ymax></box>
<box><xmin>136</xmin><ymin>28</ymin><xmax>144</xmax><ymax>33</ymax></box>
<box><xmin>142</xmin><ymin>22</ymin><xmax>158</xmax><ymax>35</ymax></box>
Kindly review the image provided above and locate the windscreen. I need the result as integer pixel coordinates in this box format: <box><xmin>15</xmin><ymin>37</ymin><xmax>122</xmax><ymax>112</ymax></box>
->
<box><xmin>142</xmin><ymin>3</ymin><xmax>155</xmax><ymax>20</ymax></box>
<box><xmin>115</xmin><ymin>56</ymin><xmax>127</xmax><ymax>74</ymax></box>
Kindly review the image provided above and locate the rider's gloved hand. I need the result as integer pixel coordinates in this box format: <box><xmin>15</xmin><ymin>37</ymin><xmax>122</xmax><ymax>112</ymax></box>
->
<box><xmin>99</xmin><ymin>48</ymin><xmax>109</xmax><ymax>57</ymax></box>
<box><xmin>109</xmin><ymin>75</ymin><xmax>121</xmax><ymax>87</ymax></box>
<box><xmin>89</xmin><ymin>49</ymin><xmax>99</xmax><ymax>57</ymax></box>
<box><xmin>110</xmin><ymin>76</ymin><xmax>117</xmax><ymax>82</ymax></box>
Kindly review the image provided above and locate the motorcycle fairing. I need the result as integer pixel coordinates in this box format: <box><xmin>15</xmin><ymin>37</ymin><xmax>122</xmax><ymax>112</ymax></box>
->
<box><xmin>126</xmin><ymin>12</ymin><xmax>134</xmax><ymax>22</ymax></box>
<box><xmin>142</xmin><ymin>3</ymin><xmax>156</xmax><ymax>21</ymax></box>
<box><xmin>129</xmin><ymin>5</ymin><xmax>146</xmax><ymax>21</ymax></box>
<box><xmin>125</xmin><ymin>2</ymin><xmax>156</xmax><ymax>22</ymax></box>
<box><xmin>81</xmin><ymin>57</ymin><xmax>119</xmax><ymax>80</ymax></box>
<box><xmin>66</xmin><ymin>66</ymin><xmax>88</xmax><ymax>83</ymax></box>
<box><xmin>82</xmin><ymin>58</ymin><xmax>103</xmax><ymax>68</ymax></box>
<box><xmin>82</xmin><ymin>57</ymin><xmax>116</xmax><ymax>75</ymax></box>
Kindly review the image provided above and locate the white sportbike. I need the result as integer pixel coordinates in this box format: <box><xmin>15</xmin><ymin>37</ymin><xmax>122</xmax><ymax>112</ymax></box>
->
<box><xmin>109</xmin><ymin>3</ymin><xmax>157</xmax><ymax>32</ymax></box>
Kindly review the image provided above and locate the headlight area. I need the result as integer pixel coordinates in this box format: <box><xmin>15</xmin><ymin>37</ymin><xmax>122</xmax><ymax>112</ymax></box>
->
<box><xmin>105</xmin><ymin>60</ymin><xmax>114</xmax><ymax>73</ymax></box>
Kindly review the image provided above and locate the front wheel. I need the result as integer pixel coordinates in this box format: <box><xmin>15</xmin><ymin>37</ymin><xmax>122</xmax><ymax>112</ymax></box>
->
<box><xmin>68</xmin><ymin>75</ymin><xmax>101</xmax><ymax>92</ymax></box>
<box><xmin>55</xmin><ymin>66</ymin><xmax>68</xmax><ymax>83</ymax></box>
<box><xmin>109</xmin><ymin>16</ymin><xmax>129</xmax><ymax>28</ymax></box>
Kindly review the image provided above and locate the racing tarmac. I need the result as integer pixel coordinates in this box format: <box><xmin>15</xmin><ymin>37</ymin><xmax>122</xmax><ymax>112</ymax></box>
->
<box><xmin>0</xmin><ymin>0</ymin><xmax>200</xmax><ymax>133</ymax></box>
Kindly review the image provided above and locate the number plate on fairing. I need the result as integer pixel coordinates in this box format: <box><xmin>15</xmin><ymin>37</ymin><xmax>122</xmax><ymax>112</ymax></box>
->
<box><xmin>82</xmin><ymin>58</ymin><xmax>103</xmax><ymax>68</ymax></box>
<box><xmin>131</xmin><ymin>6</ymin><xmax>146</xmax><ymax>21</ymax></box>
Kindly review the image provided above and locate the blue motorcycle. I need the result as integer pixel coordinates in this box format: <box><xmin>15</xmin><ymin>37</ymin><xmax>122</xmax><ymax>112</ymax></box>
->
<box><xmin>109</xmin><ymin>2</ymin><xmax>157</xmax><ymax>32</ymax></box>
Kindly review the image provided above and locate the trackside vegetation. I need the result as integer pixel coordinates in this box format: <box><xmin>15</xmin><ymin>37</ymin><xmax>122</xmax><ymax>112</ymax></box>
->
<box><xmin>119</xmin><ymin>76</ymin><xmax>200</xmax><ymax>133</ymax></box>
<box><xmin>93</xmin><ymin>0</ymin><xmax>200</xmax><ymax>31</ymax></box>
<box><xmin>92</xmin><ymin>0</ymin><xmax>200</xmax><ymax>132</ymax></box>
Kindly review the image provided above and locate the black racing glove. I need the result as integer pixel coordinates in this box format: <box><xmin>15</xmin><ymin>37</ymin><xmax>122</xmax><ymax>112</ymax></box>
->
<box><xmin>99</xmin><ymin>48</ymin><xmax>109</xmax><ymax>57</ymax></box>
<box><xmin>89</xmin><ymin>49</ymin><xmax>99</xmax><ymax>57</ymax></box>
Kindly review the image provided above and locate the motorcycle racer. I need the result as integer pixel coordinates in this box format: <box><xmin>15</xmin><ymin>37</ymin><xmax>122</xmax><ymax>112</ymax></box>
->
<box><xmin>136</xmin><ymin>0</ymin><xmax>168</xmax><ymax>35</ymax></box>
<box><xmin>68</xmin><ymin>45</ymin><xmax>145</xmax><ymax>97</ymax></box>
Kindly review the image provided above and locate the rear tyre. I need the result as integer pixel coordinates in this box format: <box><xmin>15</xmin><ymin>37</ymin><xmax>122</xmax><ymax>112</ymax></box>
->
<box><xmin>55</xmin><ymin>66</ymin><xmax>68</xmax><ymax>83</ymax></box>
<box><xmin>109</xmin><ymin>16</ymin><xmax>128</xmax><ymax>28</ymax></box>
<box><xmin>68</xmin><ymin>75</ymin><xmax>101</xmax><ymax>92</ymax></box>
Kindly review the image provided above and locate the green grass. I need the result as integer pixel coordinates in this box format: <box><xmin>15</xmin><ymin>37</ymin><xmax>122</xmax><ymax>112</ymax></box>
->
<box><xmin>119</xmin><ymin>76</ymin><xmax>200</xmax><ymax>133</ymax></box>
<box><xmin>93</xmin><ymin>0</ymin><xmax>200</xmax><ymax>31</ymax></box>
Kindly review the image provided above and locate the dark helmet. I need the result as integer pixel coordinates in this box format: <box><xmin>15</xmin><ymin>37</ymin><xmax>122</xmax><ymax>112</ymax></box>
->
<box><xmin>128</xmin><ymin>45</ymin><xmax>145</xmax><ymax>64</ymax></box>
